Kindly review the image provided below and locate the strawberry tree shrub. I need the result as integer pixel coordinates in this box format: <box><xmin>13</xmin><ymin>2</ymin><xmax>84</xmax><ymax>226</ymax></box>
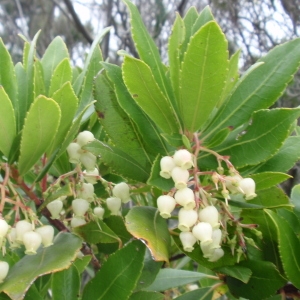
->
<box><xmin>0</xmin><ymin>1</ymin><xmax>300</xmax><ymax>299</ymax></box>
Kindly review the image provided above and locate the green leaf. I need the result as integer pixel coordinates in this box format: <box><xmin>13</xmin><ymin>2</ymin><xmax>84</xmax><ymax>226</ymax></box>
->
<box><xmin>277</xmin><ymin>208</ymin><xmax>300</xmax><ymax>238</ymax></box>
<box><xmin>77</xmin><ymin>46</ymin><xmax>103</xmax><ymax>113</ymax></box>
<box><xmin>0</xmin><ymin>232</ymin><xmax>82</xmax><ymax>300</ymax></box>
<box><xmin>122</xmin><ymin>0</ymin><xmax>176</xmax><ymax>109</ymax></box>
<box><xmin>135</xmin><ymin>248</ymin><xmax>163</xmax><ymax>291</ymax></box>
<box><xmin>48</xmin><ymin>82</ymin><xmax>78</xmax><ymax>154</ymax></box>
<box><xmin>219</xmin><ymin>49</ymin><xmax>240</xmax><ymax>107</ymax></box>
<box><xmin>0</xmin><ymin>87</ymin><xmax>16</xmax><ymax>157</ymax></box>
<box><xmin>250</xmin><ymin>172</ymin><xmax>291</xmax><ymax>191</ymax></box>
<box><xmin>102</xmin><ymin>63</ymin><xmax>171</xmax><ymax>156</ymax></box>
<box><xmin>214</xmin><ymin>266</ymin><xmax>252</xmax><ymax>284</ymax></box>
<box><xmin>94</xmin><ymin>73</ymin><xmax>152</xmax><ymax>168</ymax></box>
<box><xmin>51</xmin><ymin>265</ymin><xmax>80</xmax><ymax>300</ymax></box>
<box><xmin>18</xmin><ymin>96</ymin><xmax>61</xmax><ymax>176</ymax></box>
<box><xmin>82</xmin><ymin>240</ymin><xmax>145</xmax><ymax>300</ymax></box>
<box><xmin>85</xmin><ymin>140</ymin><xmax>150</xmax><ymax>183</ymax></box>
<box><xmin>265</xmin><ymin>209</ymin><xmax>300</xmax><ymax>289</ymax></box>
<box><xmin>122</xmin><ymin>56</ymin><xmax>179</xmax><ymax>135</ymax></box>
<box><xmin>40</xmin><ymin>36</ymin><xmax>69</xmax><ymax>94</ymax></box>
<box><xmin>168</xmin><ymin>13</ymin><xmax>185</xmax><ymax>104</ymax></box>
<box><xmin>160</xmin><ymin>133</ymin><xmax>184</xmax><ymax>148</ymax></box>
<box><xmin>125</xmin><ymin>206</ymin><xmax>171</xmax><ymax>262</ymax></box>
<box><xmin>0</xmin><ymin>38</ymin><xmax>18</xmax><ymax>114</ymax></box>
<box><xmin>73</xmin><ymin>27</ymin><xmax>109</xmax><ymax>96</ymax></box>
<box><xmin>73</xmin><ymin>255</ymin><xmax>92</xmax><ymax>274</ymax></box>
<box><xmin>174</xmin><ymin>287</ymin><xmax>214</xmax><ymax>300</ymax></box>
<box><xmin>34</xmin><ymin>60</ymin><xmax>46</xmax><ymax>96</ymax></box>
<box><xmin>179</xmin><ymin>21</ymin><xmax>228</xmax><ymax>132</ymax></box>
<box><xmin>49</xmin><ymin>58</ymin><xmax>73</xmax><ymax>97</ymax></box>
<box><xmin>247</xmin><ymin>186</ymin><xmax>290</xmax><ymax>208</ymax></box>
<box><xmin>254</xmin><ymin>136</ymin><xmax>300</xmax><ymax>173</ymax></box>
<box><xmin>202</xmin><ymin>127</ymin><xmax>231</xmax><ymax>148</ymax></box>
<box><xmin>215</xmin><ymin>108</ymin><xmax>300</xmax><ymax>168</ymax></box>
<box><xmin>147</xmin><ymin>154</ymin><xmax>174</xmax><ymax>191</ymax></box>
<box><xmin>180</xmin><ymin>7</ymin><xmax>198</xmax><ymax>60</ymax></box>
<box><xmin>103</xmin><ymin>216</ymin><xmax>132</xmax><ymax>244</ymax></box>
<box><xmin>291</xmin><ymin>184</ymin><xmax>300</xmax><ymax>212</ymax></box>
<box><xmin>145</xmin><ymin>269</ymin><xmax>211</xmax><ymax>292</ymax></box>
<box><xmin>204</xmin><ymin>38</ymin><xmax>300</xmax><ymax>138</ymax></box>
<box><xmin>226</xmin><ymin>260</ymin><xmax>285</xmax><ymax>300</ymax></box>
<box><xmin>73</xmin><ymin>220</ymin><xmax>121</xmax><ymax>245</ymax></box>
<box><xmin>129</xmin><ymin>291</ymin><xmax>164</xmax><ymax>300</ymax></box>
<box><xmin>191</xmin><ymin>6</ymin><xmax>214</xmax><ymax>35</ymax></box>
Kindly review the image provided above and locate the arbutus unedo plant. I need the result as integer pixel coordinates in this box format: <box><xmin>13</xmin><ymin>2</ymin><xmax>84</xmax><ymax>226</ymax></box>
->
<box><xmin>0</xmin><ymin>1</ymin><xmax>300</xmax><ymax>299</ymax></box>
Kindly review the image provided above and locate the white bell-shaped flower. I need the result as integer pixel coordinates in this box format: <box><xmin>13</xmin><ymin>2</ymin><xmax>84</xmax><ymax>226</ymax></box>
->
<box><xmin>200</xmin><ymin>240</ymin><xmax>213</xmax><ymax>258</ymax></box>
<box><xmin>47</xmin><ymin>199</ymin><xmax>63</xmax><ymax>219</ymax></box>
<box><xmin>23</xmin><ymin>231</ymin><xmax>42</xmax><ymax>255</ymax></box>
<box><xmin>67</xmin><ymin>142</ymin><xmax>81</xmax><ymax>163</ymax></box>
<box><xmin>7</xmin><ymin>228</ymin><xmax>20</xmax><ymax>249</ymax></box>
<box><xmin>0</xmin><ymin>219</ymin><xmax>9</xmax><ymax>244</ymax></box>
<box><xmin>80</xmin><ymin>152</ymin><xmax>97</xmax><ymax>171</ymax></box>
<box><xmin>171</xmin><ymin>167</ymin><xmax>189</xmax><ymax>190</ymax></box>
<box><xmin>179</xmin><ymin>231</ymin><xmax>197</xmax><ymax>252</ymax></box>
<box><xmin>159</xmin><ymin>156</ymin><xmax>176</xmax><ymax>179</ymax></box>
<box><xmin>77</xmin><ymin>183</ymin><xmax>94</xmax><ymax>202</ymax></box>
<box><xmin>106</xmin><ymin>197</ymin><xmax>122</xmax><ymax>215</ymax></box>
<box><xmin>225</xmin><ymin>175</ymin><xmax>242</xmax><ymax>194</ymax></box>
<box><xmin>211</xmin><ymin>229</ymin><xmax>222</xmax><ymax>249</ymax></box>
<box><xmin>15</xmin><ymin>220</ymin><xmax>33</xmax><ymax>243</ymax></box>
<box><xmin>93</xmin><ymin>207</ymin><xmax>105</xmax><ymax>220</ymax></box>
<box><xmin>157</xmin><ymin>195</ymin><xmax>176</xmax><ymax>219</ymax></box>
<box><xmin>0</xmin><ymin>261</ymin><xmax>9</xmax><ymax>283</ymax></box>
<box><xmin>174</xmin><ymin>187</ymin><xmax>196</xmax><ymax>209</ymax></box>
<box><xmin>112</xmin><ymin>182</ymin><xmax>131</xmax><ymax>203</ymax></box>
<box><xmin>76</xmin><ymin>131</ymin><xmax>95</xmax><ymax>147</ymax></box>
<box><xmin>192</xmin><ymin>222</ymin><xmax>213</xmax><ymax>243</ymax></box>
<box><xmin>208</xmin><ymin>247</ymin><xmax>224</xmax><ymax>262</ymax></box>
<box><xmin>72</xmin><ymin>198</ymin><xmax>90</xmax><ymax>217</ymax></box>
<box><xmin>71</xmin><ymin>217</ymin><xmax>86</xmax><ymax>228</ymax></box>
<box><xmin>83</xmin><ymin>168</ymin><xmax>99</xmax><ymax>184</ymax></box>
<box><xmin>173</xmin><ymin>149</ymin><xmax>194</xmax><ymax>170</ymax></box>
<box><xmin>239</xmin><ymin>178</ymin><xmax>257</xmax><ymax>200</ymax></box>
<box><xmin>36</xmin><ymin>225</ymin><xmax>54</xmax><ymax>247</ymax></box>
<box><xmin>198</xmin><ymin>206</ymin><xmax>220</xmax><ymax>228</ymax></box>
<box><xmin>178</xmin><ymin>208</ymin><xmax>198</xmax><ymax>232</ymax></box>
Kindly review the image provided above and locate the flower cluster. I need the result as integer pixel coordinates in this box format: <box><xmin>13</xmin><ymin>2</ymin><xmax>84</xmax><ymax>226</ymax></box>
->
<box><xmin>157</xmin><ymin>148</ymin><xmax>257</xmax><ymax>262</ymax></box>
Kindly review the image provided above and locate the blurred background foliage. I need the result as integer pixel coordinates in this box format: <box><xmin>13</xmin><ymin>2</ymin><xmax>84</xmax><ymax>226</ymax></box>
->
<box><xmin>1</xmin><ymin>0</ymin><xmax>300</xmax><ymax>189</ymax></box>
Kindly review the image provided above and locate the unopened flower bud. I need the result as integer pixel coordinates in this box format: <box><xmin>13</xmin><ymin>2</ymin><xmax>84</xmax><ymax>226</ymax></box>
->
<box><xmin>67</xmin><ymin>142</ymin><xmax>81</xmax><ymax>163</ymax></box>
<box><xmin>93</xmin><ymin>207</ymin><xmax>105</xmax><ymax>220</ymax></box>
<box><xmin>112</xmin><ymin>182</ymin><xmax>130</xmax><ymax>203</ymax></box>
<box><xmin>83</xmin><ymin>168</ymin><xmax>99</xmax><ymax>184</ymax></box>
<box><xmin>77</xmin><ymin>183</ymin><xmax>94</xmax><ymax>202</ymax></box>
<box><xmin>7</xmin><ymin>228</ymin><xmax>20</xmax><ymax>249</ymax></box>
<box><xmin>106</xmin><ymin>197</ymin><xmax>122</xmax><ymax>215</ymax></box>
<box><xmin>157</xmin><ymin>195</ymin><xmax>176</xmax><ymax>219</ymax></box>
<box><xmin>192</xmin><ymin>222</ymin><xmax>213</xmax><ymax>243</ymax></box>
<box><xmin>15</xmin><ymin>220</ymin><xmax>33</xmax><ymax>243</ymax></box>
<box><xmin>72</xmin><ymin>199</ymin><xmax>90</xmax><ymax>217</ymax></box>
<box><xmin>171</xmin><ymin>167</ymin><xmax>189</xmax><ymax>190</ymax></box>
<box><xmin>208</xmin><ymin>247</ymin><xmax>224</xmax><ymax>262</ymax></box>
<box><xmin>200</xmin><ymin>240</ymin><xmax>213</xmax><ymax>258</ymax></box>
<box><xmin>47</xmin><ymin>199</ymin><xmax>63</xmax><ymax>219</ymax></box>
<box><xmin>174</xmin><ymin>187</ymin><xmax>195</xmax><ymax>209</ymax></box>
<box><xmin>35</xmin><ymin>225</ymin><xmax>54</xmax><ymax>247</ymax></box>
<box><xmin>198</xmin><ymin>206</ymin><xmax>220</xmax><ymax>228</ymax></box>
<box><xmin>173</xmin><ymin>149</ymin><xmax>194</xmax><ymax>170</ymax></box>
<box><xmin>80</xmin><ymin>152</ymin><xmax>97</xmax><ymax>171</ymax></box>
<box><xmin>159</xmin><ymin>156</ymin><xmax>176</xmax><ymax>179</ymax></box>
<box><xmin>225</xmin><ymin>175</ymin><xmax>242</xmax><ymax>194</ymax></box>
<box><xmin>71</xmin><ymin>217</ymin><xmax>86</xmax><ymax>228</ymax></box>
<box><xmin>0</xmin><ymin>261</ymin><xmax>9</xmax><ymax>283</ymax></box>
<box><xmin>23</xmin><ymin>231</ymin><xmax>42</xmax><ymax>255</ymax></box>
<box><xmin>211</xmin><ymin>229</ymin><xmax>222</xmax><ymax>249</ymax></box>
<box><xmin>179</xmin><ymin>232</ymin><xmax>197</xmax><ymax>252</ymax></box>
<box><xmin>76</xmin><ymin>131</ymin><xmax>95</xmax><ymax>147</ymax></box>
<box><xmin>178</xmin><ymin>208</ymin><xmax>198</xmax><ymax>232</ymax></box>
<box><xmin>239</xmin><ymin>178</ymin><xmax>257</xmax><ymax>200</ymax></box>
